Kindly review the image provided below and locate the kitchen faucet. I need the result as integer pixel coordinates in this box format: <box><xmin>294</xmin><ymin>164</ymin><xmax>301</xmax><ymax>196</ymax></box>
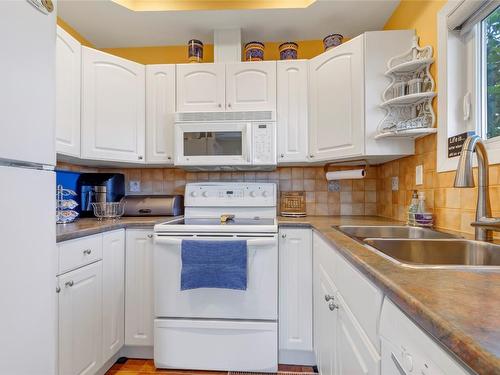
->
<box><xmin>454</xmin><ymin>134</ymin><xmax>500</xmax><ymax>241</ymax></box>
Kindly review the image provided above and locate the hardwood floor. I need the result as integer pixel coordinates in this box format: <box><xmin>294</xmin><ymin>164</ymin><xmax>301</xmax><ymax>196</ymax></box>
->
<box><xmin>106</xmin><ymin>359</ymin><xmax>315</xmax><ymax>375</ymax></box>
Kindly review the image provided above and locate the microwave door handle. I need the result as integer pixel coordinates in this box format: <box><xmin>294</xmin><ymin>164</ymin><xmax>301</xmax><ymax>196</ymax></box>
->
<box><xmin>246</xmin><ymin>123</ymin><xmax>252</xmax><ymax>163</ymax></box>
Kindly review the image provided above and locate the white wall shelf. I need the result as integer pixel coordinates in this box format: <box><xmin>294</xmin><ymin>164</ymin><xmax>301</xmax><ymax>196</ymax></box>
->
<box><xmin>374</xmin><ymin>127</ymin><xmax>437</xmax><ymax>140</ymax></box>
<box><xmin>377</xmin><ymin>37</ymin><xmax>436</xmax><ymax>140</ymax></box>
<box><xmin>385</xmin><ymin>57</ymin><xmax>434</xmax><ymax>75</ymax></box>
<box><xmin>380</xmin><ymin>91</ymin><xmax>436</xmax><ymax>107</ymax></box>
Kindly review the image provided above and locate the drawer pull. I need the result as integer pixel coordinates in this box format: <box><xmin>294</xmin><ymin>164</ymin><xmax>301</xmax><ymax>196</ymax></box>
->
<box><xmin>56</xmin><ymin>286</ymin><xmax>61</xmax><ymax>293</ymax></box>
<box><xmin>83</xmin><ymin>249</ymin><xmax>92</xmax><ymax>255</ymax></box>
<box><xmin>65</xmin><ymin>280</ymin><xmax>74</xmax><ymax>288</ymax></box>
<box><xmin>325</xmin><ymin>294</ymin><xmax>335</xmax><ymax>302</ymax></box>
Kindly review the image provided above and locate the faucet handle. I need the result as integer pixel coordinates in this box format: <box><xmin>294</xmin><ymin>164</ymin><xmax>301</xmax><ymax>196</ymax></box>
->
<box><xmin>471</xmin><ymin>217</ymin><xmax>500</xmax><ymax>231</ymax></box>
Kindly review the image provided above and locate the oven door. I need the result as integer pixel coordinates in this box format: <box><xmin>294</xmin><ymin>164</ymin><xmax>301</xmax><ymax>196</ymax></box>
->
<box><xmin>175</xmin><ymin>122</ymin><xmax>252</xmax><ymax>166</ymax></box>
<box><xmin>153</xmin><ymin>233</ymin><xmax>278</xmax><ymax>320</ymax></box>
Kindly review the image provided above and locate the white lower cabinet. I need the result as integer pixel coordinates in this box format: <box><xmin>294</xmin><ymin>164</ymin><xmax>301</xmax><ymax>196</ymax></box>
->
<box><xmin>125</xmin><ymin>229</ymin><xmax>155</xmax><ymax>346</ymax></box>
<box><xmin>313</xmin><ymin>231</ymin><xmax>380</xmax><ymax>375</ymax></box>
<box><xmin>102</xmin><ymin>230</ymin><xmax>125</xmax><ymax>361</ymax></box>
<box><xmin>58</xmin><ymin>261</ymin><xmax>103</xmax><ymax>375</ymax></box>
<box><xmin>336</xmin><ymin>292</ymin><xmax>380</xmax><ymax>375</ymax></box>
<box><xmin>279</xmin><ymin>228</ymin><xmax>314</xmax><ymax>364</ymax></box>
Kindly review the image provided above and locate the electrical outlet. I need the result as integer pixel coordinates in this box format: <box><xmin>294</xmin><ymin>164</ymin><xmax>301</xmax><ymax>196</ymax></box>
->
<box><xmin>129</xmin><ymin>180</ymin><xmax>141</xmax><ymax>192</ymax></box>
<box><xmin>416</xmin><ymin>165</ymin><xmax>423</xmax><ymax>185</ymax></box>
<box><xmin>391</xmin><ymin>176</ymin><xmax>399</xmax><ymax>191</ymax></box>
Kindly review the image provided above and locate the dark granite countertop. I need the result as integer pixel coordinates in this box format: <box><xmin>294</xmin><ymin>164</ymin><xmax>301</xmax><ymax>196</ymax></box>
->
<box><xmin>56</xmin><ymin>215</ymin><xmax>500</xmax><ymax>374</ymax></box>
<box><xmin>56</xmin><ymin>216</ymin><xmax>179</xmax><ymax>242</ymax></box>
<box><xmin>279</xmin><ymin>216</ymin><xmax>499</xmax><ymax>375</ymax></box>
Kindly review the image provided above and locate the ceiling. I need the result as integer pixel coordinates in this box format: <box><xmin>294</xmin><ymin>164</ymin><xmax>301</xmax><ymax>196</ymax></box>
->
<box><xmin>110</xmin><ymin>0</ymin><xmax>317</xmax><ymax>11</ymax></box>
<box><xmin>57</xmin><ymin>0</ymin><xmax>400</xmax><ymax>48</ymax></box>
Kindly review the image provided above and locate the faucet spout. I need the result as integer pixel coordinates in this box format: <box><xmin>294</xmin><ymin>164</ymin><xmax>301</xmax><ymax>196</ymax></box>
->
<box><xmin>454</xmin><ymin>135</ymin><xmax>492</xmax><ymax>240</ymax></box>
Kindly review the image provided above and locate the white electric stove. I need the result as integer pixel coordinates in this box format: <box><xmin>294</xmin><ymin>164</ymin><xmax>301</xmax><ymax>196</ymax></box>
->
<box><xmin>153</xmin><ymin>182</ymin><xmax>278</xmax><ymax>373</ymax></box>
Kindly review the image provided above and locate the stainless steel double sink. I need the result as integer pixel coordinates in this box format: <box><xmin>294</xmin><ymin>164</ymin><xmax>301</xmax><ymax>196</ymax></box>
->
<box><xmin>335</xmin><ymin>225</ymin><xmax>500</xmax><ymax>268</ymax></box>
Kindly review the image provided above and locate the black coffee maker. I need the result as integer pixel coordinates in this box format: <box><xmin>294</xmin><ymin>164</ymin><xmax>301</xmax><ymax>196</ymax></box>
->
<box><xmin>77</xmin><ymin>173</ymin><xmax>125</xmax><ymax>217</ymax></box>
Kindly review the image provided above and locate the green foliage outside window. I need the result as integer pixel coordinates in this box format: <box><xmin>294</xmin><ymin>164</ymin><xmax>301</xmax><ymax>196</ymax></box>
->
<box><xmin>485</xmin><ymin>7</ymin><xmax>500</xmax><ymax>138</ymax></box>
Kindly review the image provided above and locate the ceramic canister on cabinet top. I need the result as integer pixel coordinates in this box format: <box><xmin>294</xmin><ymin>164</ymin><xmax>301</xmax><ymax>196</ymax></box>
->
<box><xmin>279</xmin><ymin>42</ymin><xmax>298</xmax><ymax>60</ymax></box>
<box><xmin>244</xmin><ymin>41</ymin><xmax>265</xmax><ymax>61</ymax></box>
<box><xmin>323</xmin><ymin>34</ymin><xmax>343</xmax><ymax>51</ymax></box>
<box><xmin>188</xmin><ymin>39</ymin><xmax>203</xmax><ymax>63</ymax></box>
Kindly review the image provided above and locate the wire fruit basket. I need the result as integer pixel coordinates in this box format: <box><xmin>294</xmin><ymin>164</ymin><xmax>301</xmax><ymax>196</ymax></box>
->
<box><xmin>91</xmin><ymin>201</ymin><xmax>125</xmax><ymax>220</ymax></box>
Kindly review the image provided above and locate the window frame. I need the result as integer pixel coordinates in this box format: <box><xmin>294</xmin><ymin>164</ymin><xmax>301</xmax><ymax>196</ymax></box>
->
<box><xmin>437</xmin><ymin>0</ymin><xmax>500</xmax><ymax>172</ymax></box>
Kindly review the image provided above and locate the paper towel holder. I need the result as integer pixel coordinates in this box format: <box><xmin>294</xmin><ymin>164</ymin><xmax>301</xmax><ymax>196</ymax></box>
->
<box><xmin>323</xmin><ymin>158</ymin><xmax>370</xmax><ymax>173</ymax></box>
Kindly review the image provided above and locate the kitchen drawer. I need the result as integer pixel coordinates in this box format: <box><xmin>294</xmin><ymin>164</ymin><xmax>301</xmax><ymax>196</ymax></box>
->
<box><xmin>58</xmin><ymin>234</ymin><xmax>103</xmax><ymax>274</ymax></box>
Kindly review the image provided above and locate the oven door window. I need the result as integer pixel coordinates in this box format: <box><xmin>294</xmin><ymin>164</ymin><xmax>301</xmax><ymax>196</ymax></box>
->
<box><xmin>183</xmin><ymin>131</ymin><xmax>243</xmax><ymax>156</ymax></box>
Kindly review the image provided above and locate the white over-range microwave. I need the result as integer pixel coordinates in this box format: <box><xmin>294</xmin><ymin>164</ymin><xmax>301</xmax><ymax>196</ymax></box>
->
<box><xmin>174</xmin><ymin>112</ymin><xmax>277</xmax><ymax>170</ymax></box>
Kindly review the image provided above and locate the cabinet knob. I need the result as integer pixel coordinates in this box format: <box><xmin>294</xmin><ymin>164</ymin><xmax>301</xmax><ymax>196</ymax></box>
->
<box><xmin>325</xmin><ymin>294</ymin><xmax>335</xmax><ymax>302</ymax></box>
<box><xmin>147</xmin><ymin>234</ymin><xmax>153</xmax><ymax>239</ymax></box>
<box><xmin>309</xmin><ymin>154</ymin><xmax>314</xmax><ymax>158</ymax></box>
<box><xmin>280</xmin><ymin>154</ymin><xmax>284</xmax><ymax>158</ymax></box>
<box><xmin>56</xmin><ymin>286</ymin><xmax>61</xmax><ymax>293</ymax></box>
<box><xmin>329</xmin><ymin>302</ymin><xmax>339</xmax><ymax>311</ymax></box>
<box><xmin>281</xmin><ymin>234</ymin><xmax>287</xmax><ymax>239</ymax></box>
<box><xmin>138</xmin><ymin>155</ymin><xmax>143</xmax><ymax>160</ymax></box>
<box><xmin>65</xmin><ymin>280</ymin><xmax>74</xmax><ymax>288</ymax></box>
<box><xmin>227</xmin><ymin>103</ymin><xmax>232</xmax><ymax>108</ymax></box>
<box><xmin>218</xmin><ymin>104</ymin><xmax>222</xmax><ymax>108</ymax></box>
<box><xmin>167</xmin><ymin>156</ymin><xmax>172</xmax><ymax>160</ymax></box>
<box><xmin>83</xmin><ymin>249</ymin><xmax>92</xmax><ymax>255</ymax></box>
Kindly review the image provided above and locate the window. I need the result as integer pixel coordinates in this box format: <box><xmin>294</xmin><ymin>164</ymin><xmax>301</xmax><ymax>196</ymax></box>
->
<box><xmin>483</xmin><ymin>7</ymin><xmax>500</xmax><ymax>139</ymax></box>
<box><xmin>437</xmin><ymin>0</ymin><xmax>500</xmax><ymax>172</ymax></box>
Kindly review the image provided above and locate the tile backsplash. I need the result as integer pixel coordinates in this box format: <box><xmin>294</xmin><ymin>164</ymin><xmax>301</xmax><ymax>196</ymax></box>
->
<box><xmin>57</xmin><ymin>163</ymin><xmax>378</xmax><ymax>216</ymax></box>
<box><xmin>376</xmin><ymin>133</ymin><xmax>500</xmax><ymax>235</ymax></box>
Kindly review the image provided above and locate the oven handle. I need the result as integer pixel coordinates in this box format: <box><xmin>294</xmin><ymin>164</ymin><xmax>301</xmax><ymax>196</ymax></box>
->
<box><xmin>154</xmin><ymin>236</ymin><xmax>276</xmax><ymax>247</ymax></box>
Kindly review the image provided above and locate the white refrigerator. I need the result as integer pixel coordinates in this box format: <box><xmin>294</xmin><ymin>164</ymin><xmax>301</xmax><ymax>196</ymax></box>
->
<box><xmin>0</xmin><ymin>1</ymin><xmax>57</xmax><ymax>374</ymax></box>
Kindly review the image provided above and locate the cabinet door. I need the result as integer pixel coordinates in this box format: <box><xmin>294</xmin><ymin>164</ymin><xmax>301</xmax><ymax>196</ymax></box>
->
<box><xmin>102</xmin><ymin>230</ymin><xmax>125</xmax><ymax>361</ymax></box>
<box><xmin>277</xmin><ymin>60</ymin><xmax>308</xmax><ymax>163</ymax></box>
<box><xmin>146</xmin><ymin>65</ymin><xmax>176</xmax><ymax>164</ymax></box>
<box><xmin>309</xmin><ymin>36</ymin><xmax>364</xmax><ymax>160</ymax></box>
<box><xmin>279</xmin><ymin>228</ymin><xmax>313</xmax><ymax>354</ymax></box>
<box><xmin>176</xmin><ymin>63</ymin><xmax>225</xmax><ymax>112</ymax></box>
<box><xmin>316</xmin><ymin>264</ymin><xmax>338</xmax><ymax>375</ymax></box>
<box><xmin>56</xmin><ymin>26</ymin><xmax>81</xmax><ymax>158</ymax></box>
<box><xmin>81</xmin><ymin>47</ymin><xmax>146</xmax><ymax>163</ymax></box>
<box><xmin>336</xmin><ymin>293</ymin><xmax>380</xmax><ymax>375</ymax></box>
<box><xmin>58</xmin><ymin>262</ymin><xmax>103</xmax><ymax>375</ymax></box>
<box><xmin>225</xmin><ymin>61</ymin><xmax>276</xmax><ymax>111</ymax></box>
<box><xmin>125</xmin><ymin>230</ymin><xmax>154</xmax><ymax>346</ymax></box>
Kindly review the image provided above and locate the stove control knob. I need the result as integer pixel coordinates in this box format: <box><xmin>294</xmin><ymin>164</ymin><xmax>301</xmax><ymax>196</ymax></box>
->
<box><xmin>250</xmin><ymin>191</ymin><xmax>258</xmax><ymax>197</ymax></box>
<box><xmin>202</xmin><ymin>191</ymin><xmax>209</xmax><ymax>197</ymax></box>
<box><xmin>190</xmin><ymin>191</ymin><xmax>198</xmax><ymax>197</ymax></box>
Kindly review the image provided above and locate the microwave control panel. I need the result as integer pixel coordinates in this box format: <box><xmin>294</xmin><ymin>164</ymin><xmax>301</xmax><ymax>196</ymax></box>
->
<box><xmin>252</xmin><ymin>122</ymin><xmax>276</xmax><ymax>165</ymax></box>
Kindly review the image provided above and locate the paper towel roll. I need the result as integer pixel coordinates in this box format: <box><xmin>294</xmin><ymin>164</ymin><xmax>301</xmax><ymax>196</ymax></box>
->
<box><xmin>326</xmin><ymin>169</ymin><xmax>365</xmax><ymax>180</ymax></box>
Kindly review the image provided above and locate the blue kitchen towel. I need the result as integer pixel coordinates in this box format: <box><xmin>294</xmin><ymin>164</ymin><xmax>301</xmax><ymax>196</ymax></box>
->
<box><xmin>180</xmin><ymin>240</ymin><xmax>248</xmax><ymax>291</ymax></box>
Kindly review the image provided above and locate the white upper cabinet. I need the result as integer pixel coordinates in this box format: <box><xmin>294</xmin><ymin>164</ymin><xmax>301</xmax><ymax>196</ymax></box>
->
<box><xmin>309</xmin><ymin>36</ymin><xmax>364</xmax><ymax>161</ymax></box>
<box><xmin>225</xmin><ymin>61</ymin><xmax>276</xmax><ymax>111</ymax></box>
<box><xmin>81</xmin><ymin>47</ymin><xmax>146</xmax><ymax>163</ymax></box>
<box><xmin>146</xmin><ymin>65</ymin><xmax>176</xmax><ymax>164</ymax></box>
<box><xmin>309</xmin><ymin>31</ymin><xmax>415</xmax><ymax>162</ymax></box>
<box><xmin>56</xmin><ymin>26</ymin><xmax>81</xmax><ymax>158</ymax></box>
<box><xmin>176</xmin><ymin>63</ymin><xmax>225</xmax><ymax>112</ymax></box>
<box><xmin>277</xmin><ymin>60</ymin><xmax>308</xmax><ymax>163</ymax></box>
<box><xmin>102</xmin><ymin>230</ymin><xmax>125</xmax><ymax>362</ymax></box>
